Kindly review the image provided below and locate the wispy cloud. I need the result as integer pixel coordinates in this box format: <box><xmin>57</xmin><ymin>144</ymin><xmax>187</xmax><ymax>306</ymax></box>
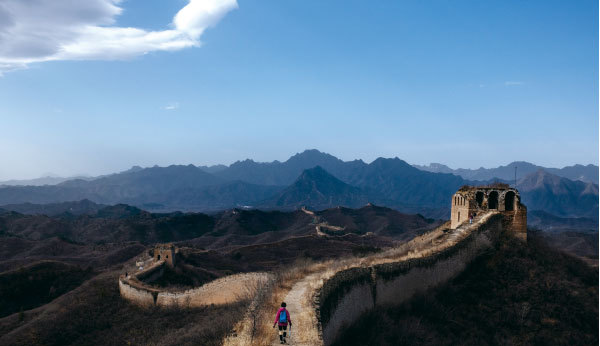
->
<box><xmin>504</xmin><ymin>81</ymin><xmax>524</xmax><ymax>86</ymax></box>
<box><xmin>0</xmin><ymin>0</ymin><xmax>238</xmax><ymax>74</ymax></box>
<box><xmin>162</xmin><ymin>102</ymin><xmax>180</xmax><ymax>111</ymax></box>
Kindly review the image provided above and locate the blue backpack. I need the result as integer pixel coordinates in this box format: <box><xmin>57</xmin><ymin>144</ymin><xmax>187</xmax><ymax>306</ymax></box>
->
<box><xmin>279</xmin><ymin>309</ymin><xmax>287</xmax><ymax>323</ymax></box>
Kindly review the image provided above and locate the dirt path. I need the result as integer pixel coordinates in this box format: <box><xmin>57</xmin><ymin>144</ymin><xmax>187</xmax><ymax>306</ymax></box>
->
<box><xmin>270</xmin><ymin>273</ymin><xmax>321</xmax><ymax>346</ymax></box>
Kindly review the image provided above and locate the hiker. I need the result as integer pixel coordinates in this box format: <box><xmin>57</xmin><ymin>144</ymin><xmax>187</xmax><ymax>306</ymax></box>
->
<box><xmin>273</xmin><ymin>302</ymin><xmax>292</xmax><ymax>344</ymax></box>
<box><xmin>469</xmin><ymin>213</ymin><xmax>473</xmax><ymax>224</ymax></box>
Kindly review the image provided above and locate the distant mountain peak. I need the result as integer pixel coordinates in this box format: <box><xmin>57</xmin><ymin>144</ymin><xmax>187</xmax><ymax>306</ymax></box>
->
<box><xmin>293</xmin><ymin>166</ymin><xmax>352</xmax><ymax>191</ymax></box>
<box><xmin>267</xmin><ymin>166</ymin><xmax>368</xmax><ymax>209</ymax></box>
<box><xmin>285</xmin><ymin>149</ymin><xmax>341</xmax><ymax>164</ymax></box>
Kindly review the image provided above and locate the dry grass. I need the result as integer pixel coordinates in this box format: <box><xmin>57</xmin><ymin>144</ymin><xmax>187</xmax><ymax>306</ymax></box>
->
<box><xmin>224</xmin><ymin>258</ymin><xmax>328</xmax><ymax>346</ymax></box>
<box><xmin>0</xmin><ymin>271</ymin><xmax>248</xmax><ymax>346</ymax></box>
<box><xmin>251</xmin><ymin>258</ymin><xmax>322</xmax><ymax>345</ymax></box>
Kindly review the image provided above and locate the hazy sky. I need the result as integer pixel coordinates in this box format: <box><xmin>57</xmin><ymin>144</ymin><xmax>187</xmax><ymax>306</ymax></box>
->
<box><xmin>0</xmin><ymin>0</ymin><xmax>598</xmax><ymax>180</ymax></box>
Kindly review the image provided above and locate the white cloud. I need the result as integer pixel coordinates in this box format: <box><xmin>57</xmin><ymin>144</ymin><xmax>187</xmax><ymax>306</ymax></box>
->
<box><xmin>163</xmin><ymin>102</ymin><xmax>179</xmax><ymax>110</ymax></box>
<box><xmin>504</xmin><ymin>81</ymin><xmax>524</xmax><ymax>86</ymax></box>
<box><xmin>0</xmin><ymin>0</ymin><xmax>238</xmax><ymax>74</ymax></box>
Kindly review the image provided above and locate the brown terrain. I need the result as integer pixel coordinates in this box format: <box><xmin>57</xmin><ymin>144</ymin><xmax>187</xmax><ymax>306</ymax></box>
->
<box><xmin>0</xmin><ymin>197</ymin><xmax>596</xmax><ymax>345</ymax></box>
<box><xmin>0</xmin><ymin>202</ymin><xmax>440</xmax><ymax>345</ymax></box>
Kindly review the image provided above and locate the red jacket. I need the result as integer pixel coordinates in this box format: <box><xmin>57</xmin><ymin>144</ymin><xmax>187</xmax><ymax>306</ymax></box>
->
<box><xmin>274</xmin><ymin>307</ymin><xmax>291</xmax><ymax>326</ymax></box>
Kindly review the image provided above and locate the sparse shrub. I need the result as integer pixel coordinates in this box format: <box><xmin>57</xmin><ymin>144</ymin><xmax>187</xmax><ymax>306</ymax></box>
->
<box><xmin>1</xmin><ymin>272</ymin><xmax>248</xmax><ymax>346</ymax></box>
<box><xmin>351</xmin><ymin>245</ymin><xmax>381</xmax><ymax>257</ymax></box>
<box><xmin>0</xmin><ymin>261</ymin><xmax>94</xmax><ymax>318</ymax></box>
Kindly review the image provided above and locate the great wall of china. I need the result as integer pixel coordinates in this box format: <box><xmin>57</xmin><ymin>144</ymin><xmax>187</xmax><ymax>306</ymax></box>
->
<box><xmin>119</xmin><ymin>185</ymin><xmax>527</xmax><ymax>345</ymax></box>
<box><xmin>316</xmin><ymin>212</ymin><xmax>504</xmax><ymax>345</ymax></box>
<box><xmin>119</xmin><ymin>244</ymin><xmax>270</xmax><ymax>308</ymax></box>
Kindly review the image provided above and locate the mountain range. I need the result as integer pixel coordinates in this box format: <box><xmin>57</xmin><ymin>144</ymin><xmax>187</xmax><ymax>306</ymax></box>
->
<box><xmin>414</xmin><ymin>161</ymin><xmax>598</xmax><ymax>184</ymax></box>
<box><xmin>0</xmin><ymin>150</ymin><xmax>597</xmax><ymax>228</ymax></box>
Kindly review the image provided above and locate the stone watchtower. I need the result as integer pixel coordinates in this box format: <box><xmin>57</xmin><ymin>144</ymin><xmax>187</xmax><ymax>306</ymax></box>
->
<box><xmin>154</xmin><ymin>243</ymin><xmax>176</xmax><ymax>267</ymax></box>
<box><xmin>450</xmin><ymin>184</ymin><xmax>527</xmax><ymax>240</ymax></box>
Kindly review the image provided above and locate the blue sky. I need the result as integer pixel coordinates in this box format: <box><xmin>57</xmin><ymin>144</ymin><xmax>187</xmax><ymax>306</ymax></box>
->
<box><xmin>0</xmin><ymin>0</ymin><xmax>597</xmax><ymax>180</ymax></box>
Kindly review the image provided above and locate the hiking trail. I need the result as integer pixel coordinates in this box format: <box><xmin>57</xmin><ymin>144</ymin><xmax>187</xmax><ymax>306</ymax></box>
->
<box><xmin>224</xmin><ymin>212</ymin><xmax>497</xmax><ymax>346</ymax></box>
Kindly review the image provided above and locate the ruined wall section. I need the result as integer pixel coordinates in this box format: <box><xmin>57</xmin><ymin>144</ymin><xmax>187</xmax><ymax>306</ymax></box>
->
<box><xmin>119</xmin><ymin>269</ymin><xmax>270</xmax><ymax>308</ymax></box>
<box><xmin>317</xmin><ymin>214</ymin><xmax>504</xmax><ymax>346</ymax></box>
<box><xmin>156</xmin><ymin>273</ymin><xmax>270</xmax><ymax>308</ymax></box>
<box><xmin>118</xmin><ymin>260</ymin><xmax>164</xmax><ymax>307</ymax></box>
<box><xmin>118</xmin><ymin>278</ymin><xmax>160</xmax><ymax>307</ymax></box>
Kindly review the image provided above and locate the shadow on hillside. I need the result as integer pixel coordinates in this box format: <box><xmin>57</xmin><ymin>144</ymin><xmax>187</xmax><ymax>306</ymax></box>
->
<box><xmin>0</xmin><ymin>272</ymin><xmax>247</xmax><ymax>346</ymax></box>
<box><xmin>333</xmin><ymin>231</ymin><xmax>599</xmax><ymax>346</ymax></box>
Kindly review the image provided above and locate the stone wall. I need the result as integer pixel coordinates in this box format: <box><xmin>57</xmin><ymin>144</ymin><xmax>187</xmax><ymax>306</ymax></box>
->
<box><xmin>118</xmin><ymin>278</ymin><xmax>159</xmax><ymax>307</ymax></box>
<box><xmin>450</xmin><ymin>194</ymin><xmax>472</xmax><ymax>229</ymax></box>
<box><xmin>119</xmin><ymin>269</ymin><xmax>270</xmax><ymax>309</ymax></box>
<box><xmin>156</xmin><ymin>273</ymin><xmax>270</xmax><ymax>308</ymax></box>
<box><xmin>317</xmin><ymin>267</ymin><xmax>374</xmax><ymax>341</ymax></box>
<box><xmin>512</xmin><ymin>207</ymin><xmax>528</xmax><ymax>241</ymax></box>
<box><xmin>316</xmin><ymin>214</ymin><xmax>504</xmax><ymax>345</ymax></box>
<box><xmin>135</xmin><ymin>261</ymin><xmax>165</xmax><ymax>283</ymax></box>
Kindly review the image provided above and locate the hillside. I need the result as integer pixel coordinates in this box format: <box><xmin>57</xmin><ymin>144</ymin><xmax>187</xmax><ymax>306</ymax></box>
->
<box><xmin>0</xmin><ymin>201</ymin><xmax>439</xmax><ymax>248</ymax></box>
<box><xmin>264</xmin><ymin>166</ymin><xmax>370</xmax><ymax>209</ymax></box>
<box><xmin>346</xmin><ymin>157</ymin><xmax>465</xmax><ymax>208</ymax></box>
<box><xmin>518</xmin><ymin>170</ymin><xmax>598</xmax><ymax>218</ymax></box>
<box><xmin>316</xmin><ymin>204</ymin><xmax>439</xmax><ymax>241</ymax></box>
<box><xmin>0</xmin><ymin>200</ymin><xmax>106</xmax><ymax>216</ymax></box>
<box><xmin>333</xmin><ymin>232</ymin><xmax>598</xmax><ymax>346</ymax></box>
<box><xmin>527</xmin><ymin>210</ymin><xmax>598</xmax><ymax>232</ymax></box>
<box><xmin>0</xmin><ymin>201</ymin><xmax>444</xmax><ymax>346</ymax></box>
